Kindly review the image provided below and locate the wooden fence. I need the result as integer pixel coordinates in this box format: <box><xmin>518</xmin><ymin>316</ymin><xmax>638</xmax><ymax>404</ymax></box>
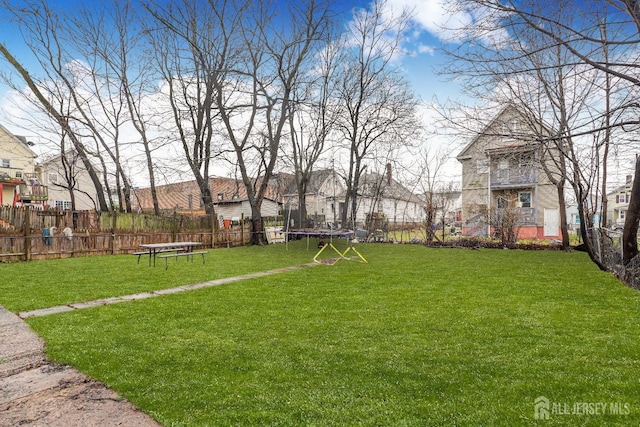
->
<box><xmin>0</xmin><ymin>206</ymin><xmax>255</xmax><ymax>262</ymax></box>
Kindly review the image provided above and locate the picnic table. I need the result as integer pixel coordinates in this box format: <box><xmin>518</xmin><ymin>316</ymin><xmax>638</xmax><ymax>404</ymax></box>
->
<box><xmin>137</xmin><ymin>242</ymin><xmax>204</xmax><ymax>267</ymax></box>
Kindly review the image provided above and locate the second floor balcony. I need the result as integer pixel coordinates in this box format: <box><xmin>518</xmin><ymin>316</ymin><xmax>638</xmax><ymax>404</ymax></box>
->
<box><xmin>490</xmin><ymin>166</ymin><xmax>537</xmax><ymax>189</ymax></box>
<box><xmin>17</xmin><ymin>182</ymin><xmax>48</xmax><ymax>202</ymax></box>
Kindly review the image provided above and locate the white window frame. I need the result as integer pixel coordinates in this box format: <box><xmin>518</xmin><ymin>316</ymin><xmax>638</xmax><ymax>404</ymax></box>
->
<box><xmin>55</xmin><ymin>200</ymin><xmax>72</xmax><ymax>210</ymax></box>
<box><xmin>519</xmin><ymin>191</ymin><xmax>532</xmax><ymax>208</ymax></box>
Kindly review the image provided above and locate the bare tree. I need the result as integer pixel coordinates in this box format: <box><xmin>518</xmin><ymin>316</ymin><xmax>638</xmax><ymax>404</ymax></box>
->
<box><xmin>82</xmin><ymin>0</ymin><xmax>164</xmax><ymax>214</ymax></box>
<box><xmin>335</xmin><ymin>0</ymin><xmax>420</xmax><ymax>228</ymax></box>
<box><xmin>146</xmin><ymin>0</ymin><xmax>334</xmax><ymax>244</ymax></box>
<box><xmin>144</xmin><ymin>0</ymin><xmax>229</xmax><ymax>217</ymax></box>
<box><xmin>0</xmin><ymin>42</ymin><xmax>110</xmax><ymax>212</ymax></box>
<box><xmin>444</xmin><ymin>0</ymin><xmax>640</xmax><ymax>268</ymax></box>
<box><xmin>0</xmin><ymin>0</ymin><xmax>159</xmax><ymax>212</ymax></box>
<box><xmin>284</xmin><ymin>32</ymin><xmax>341</xmax><ymax>229</ymax></box>
<box><xmin>417</xmin><ymin>146</ymin><xmax>452</xmax><ymax>243</ymax></box>
<box><xmin>489</xmin><ymin>190</ymin><xmax>521</xmax><ymax>245</ymax></box>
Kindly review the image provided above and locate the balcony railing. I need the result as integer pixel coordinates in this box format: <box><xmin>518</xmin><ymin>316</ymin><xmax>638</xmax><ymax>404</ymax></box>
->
<box><xmin>490</xmin><ymin>166</ymin><xmax>537</xmax><ymax>188</ymax></box>
<box><xmin>494</xmin><ymin>207</ymin><xmax>536</xmax><ymax>225</ymax></box>
<box><xmin>0</xmin><ymin>169</ymin><xmax>38</xmax><ymax>182</ymax></box>
<box><xmin>17</xmin><ymin>183</ymin><xmax>48</xmax><ymax>202</ymax></box>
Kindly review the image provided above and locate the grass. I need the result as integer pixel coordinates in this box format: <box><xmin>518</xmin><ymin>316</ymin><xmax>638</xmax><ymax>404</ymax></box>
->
<box><xmin>0</xmin><ymin>242</ymin><xmax>316</xmax><ymax>312</ymax></box>
<box><xmin>2</xmin><ymin>242</ymin><xmax>639</xmax><ymax>425</ymax></box>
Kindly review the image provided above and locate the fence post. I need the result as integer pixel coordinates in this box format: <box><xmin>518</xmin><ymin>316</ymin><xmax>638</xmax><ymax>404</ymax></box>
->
<box><xmin>24</xmin><ymin>205</ymin><xmax>31</xmax><ymax>261</ymax></box>
<box><xmin>111</xmin><ymin>211</ymin><xmax>117</xmax><ymax>255</ymax></box>
<box><xmin>172</xmin><ymin>210</ymin><xmax>178</xmax><ymax>242</ymax></box>
<box><xmin>241</xmin><ymin>213</ymin><xmax>245</xmax><ymax>246</ymax></box>
<box><xmin>211</xmin><ymin>212</ymin><xmax>216</xmax><ymax>249</ymax></box>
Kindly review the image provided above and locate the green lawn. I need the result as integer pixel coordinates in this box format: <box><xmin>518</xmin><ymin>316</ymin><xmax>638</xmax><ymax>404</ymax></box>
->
<box><xmin>0</xmin><ymin>242</ymin><xmax>316</xmax><ymax>313</ymax></box>
<box><xmin>2</xmin><ymin>243</ymin><xmax>639</xmax><ymax>425</ymax></box>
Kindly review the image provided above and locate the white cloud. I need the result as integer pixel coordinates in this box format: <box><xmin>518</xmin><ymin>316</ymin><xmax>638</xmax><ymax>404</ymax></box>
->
<box><xmin>383</xmin><ymin>0</ymin><xmax>510</xmax><ymax>46</ymax></box>
<box><xmin>417</xmin><ymin>44</ymin><xmax>435</xmax><ymax>55</ymax></box>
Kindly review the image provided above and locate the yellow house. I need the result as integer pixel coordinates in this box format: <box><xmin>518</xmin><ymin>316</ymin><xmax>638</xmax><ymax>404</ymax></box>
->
<box><xmin>0</xmin><ymin>124</ymin><xmax>41</xmax><ymax>206</ymax></box>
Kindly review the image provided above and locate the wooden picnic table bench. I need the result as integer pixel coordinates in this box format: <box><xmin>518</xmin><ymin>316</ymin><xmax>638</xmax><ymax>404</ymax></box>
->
<box><xmin>137</xmin><ymin>242</ymin><xmax>203</xmax><ymax>266</ymax></box>
<box><xmin>157</xmin><ymin>250</ymin><xmax>207</xmax><ymax>269</ymax></box>
<box><xmin>132</xmin><ymin>248</ymin><xmax>184</xmax><ymax>263</ymax></box>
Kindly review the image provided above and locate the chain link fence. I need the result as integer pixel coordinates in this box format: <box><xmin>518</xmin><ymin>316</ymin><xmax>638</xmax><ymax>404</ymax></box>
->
<box><xmin>588</xmin><ymin>228</ymin><xmax>640</xmax><ymax>290</ymax></box>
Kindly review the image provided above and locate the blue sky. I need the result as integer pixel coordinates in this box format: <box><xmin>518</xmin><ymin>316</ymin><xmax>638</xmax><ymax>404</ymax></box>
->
<box><xmin>0</xmin><ymin>0</ymin><xmax>469</xmax><ymax>182</ymax></box>
<box><xmin>0</xmin><ymin>0</ymin><xmax>467</xmax><ymax>114</ymax></box>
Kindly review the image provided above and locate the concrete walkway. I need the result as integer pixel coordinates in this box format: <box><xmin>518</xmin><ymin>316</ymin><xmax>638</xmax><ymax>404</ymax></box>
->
<box><xmin>1</xmin><ymin>263</ymin><xmax>319</xmax><ymax>425</ymax></box>
<box><xmin>19</xmin><ymin>263</ymin><xmax>317</xmax><ymax>319</ymax></box>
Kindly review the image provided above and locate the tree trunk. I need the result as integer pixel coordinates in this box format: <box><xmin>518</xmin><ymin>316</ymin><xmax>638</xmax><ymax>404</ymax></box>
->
<box><xmin>250</xmin><ymin>204</ymin><xmax>265</xmax><ymax>246</ymax></box>
<box><xmin>0</xmin><ymin>43</ymin><xmax>109</xmax><ymax>211</ymax></box>
<box><xmin>556</xmin><ymin>180</ymin><xmax>570</xmax><ymax>250</ymax></box>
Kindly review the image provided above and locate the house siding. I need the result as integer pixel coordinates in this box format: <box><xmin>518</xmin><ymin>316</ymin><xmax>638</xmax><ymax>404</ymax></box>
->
<box><xmin>606</xmin><ymin>178</ymin><xmax>632</xmax><ymax>229</ymax></box>
<box><xmin>39</xmin><ymin>157</ymin><xmax>98</xmax><ymax>211</ymax></box>
<box><xmin>457</xmin><ymin>106</ymin><xmax>561</xmax><ymax>240</ymax></box>
<box><xmin>0</xmin><ymin>125</ymin><xmax>36</xmax><ymax>206</ymax></box>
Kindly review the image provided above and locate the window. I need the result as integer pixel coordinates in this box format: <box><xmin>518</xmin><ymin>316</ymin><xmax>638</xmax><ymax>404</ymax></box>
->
<box><xmin>55</xmin><ymin>200</ymin><xmax>72</xmax><ymax>210</ymax></box>
<box><xmin>217</xmin><ymin>193</ymin><xmax>224</xmax><ymax>201</ymax></box>
<box><xmin>49</xmin><ymin>173</ymin><xmax>58</xmax><ymax>184</ymax></box>
<box><xmin>0</xmin><ymin>158</ymin><xmax>10</xmax><ymax>168</ymax></box>
<box><xmin>498</xmin><ymin>159</ymin><xmax>509</xmax><ymax>169</ymax></box>
<box><xmin>477</xmin><ymin>159</ymin><xmax>489</xmax><ymax>174</ymax></box>
<box><xmin>620</xmin><ymin>210</ymin><xmax>626</xmax><ymax>220</ymax></box>
<box><xmin>15</xmin><ymin>171</ymin><xmax>22</xmax><ymax>178</ymax></box>
<box><xmin>616</xmin><ymin>194</ymin><xmax>629</xmax><ymax>204</ymax></box>
<box><xmin>519</xmin><ymin>191</ymin><xmax>531</xmax><ymax>208</ymax></box>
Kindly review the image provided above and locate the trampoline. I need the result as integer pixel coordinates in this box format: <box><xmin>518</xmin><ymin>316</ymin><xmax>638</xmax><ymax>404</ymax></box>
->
<box><xmin>286</xmin><ymin>228</ymin><xmax>367</xmax><ymax>264</ymax></box>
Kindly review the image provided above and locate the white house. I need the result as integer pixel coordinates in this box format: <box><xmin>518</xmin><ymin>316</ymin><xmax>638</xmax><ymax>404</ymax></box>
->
<box><xmin>350</xmin><ymin>165</ymin><xmax>425</xmax><ymax>228</ymax></box>
<box><xmin>38</xmin><ymin>151</ymin><xmax>99</xmax><ymax>211</ymax></box>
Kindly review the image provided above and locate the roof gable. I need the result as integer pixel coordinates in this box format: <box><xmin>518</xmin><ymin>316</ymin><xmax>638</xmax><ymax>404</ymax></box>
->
<box><xmin>456</xmin><ymin>104</ymin><xmax>550</xmax><ymax>160</ymax></box>
<box><xmin>0</xmin><ymin>124</ymin><xmax>36</xmax><ymax>159</ymax></box>
<box><xmin>359</xmin><ymin>172</ymin><xmax>420</xmax><ymax>203</ymax></box>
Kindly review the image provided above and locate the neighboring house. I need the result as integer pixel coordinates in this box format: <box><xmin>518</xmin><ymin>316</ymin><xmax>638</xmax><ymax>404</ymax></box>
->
<box><xmin>0</xmin><ymin>124</ymin><xmax>48</xmax><ymax>208</ymax></box>
<box><xmin>278</xmin><ymin>166</ymin><xmax>424</xmax><ymax>230</ymax></box>
<box><xmin>279</xmin><ymin>169</ymin><xmax>346</xmax><ymax>228</ymax></box>
<box><xmin>131</xmin><ymin>176</ymin><xmax>282</xmax><ymax>223</ymax></box>
<box><xmin>456</xmin><ymin>105</ymin><xmax>562</xmax><ymax>239</ymax></box>
<box><xmin>351</xmin><ymin>164</ymin><xmax>425</xmax><ymax>228</ymax></box>
<box><xmin>37</xmin><ymin>151</ymin><xmax>99</xmax><ymax>211</ymax></box>
<box><xmin>607</xmin><ymin>175</ymin><xmax>633</xmax><ymax>230</ymax></box>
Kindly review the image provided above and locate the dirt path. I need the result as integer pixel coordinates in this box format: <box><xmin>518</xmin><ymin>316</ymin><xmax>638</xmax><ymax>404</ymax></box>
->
<box><xmin>0</xmin><ymin>305</ymin><xmax>160</xmax><ymax>426</ymax></box>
